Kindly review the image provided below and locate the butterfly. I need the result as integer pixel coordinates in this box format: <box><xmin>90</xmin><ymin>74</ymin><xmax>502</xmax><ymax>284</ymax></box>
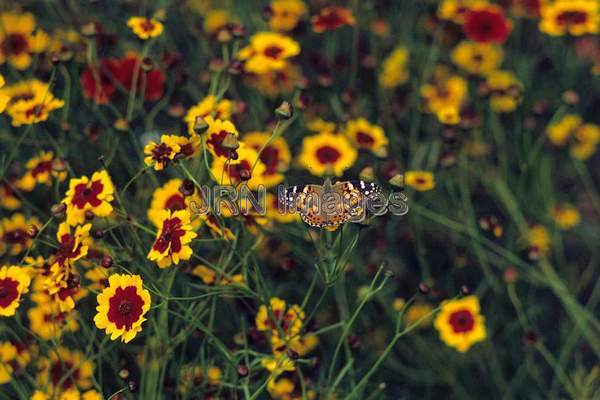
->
<box><xmin>282</xmin><ymin>179</ymin><xmax>383</xmax><ymax>228</ymax></box>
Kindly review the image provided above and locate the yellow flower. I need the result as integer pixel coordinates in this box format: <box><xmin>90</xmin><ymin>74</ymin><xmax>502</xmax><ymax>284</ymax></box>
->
<box><xmin>404</xmin><ymin>170</ymin><xmax>435</xmax><ymax>192</ymax></box>
<box><xmin>147</xmin><ymin>209</ymin><xmax>198</xmax><ymax>268</ymax></box>
<box><xmin>243</xmin><ymin>131</ymin><xmax>291</xmax><ymax>187</ymax></box>
<box><xmin>63</xmin><ymin>170</ymin><xmax>115</xmax><ymax>226</ymax></box>
<box><xmin>451</xmin><ymin>41</ymin><xmax>503</xmax><ymax>76</ymax></box>
<box><xmin>307</xmin><ymin>118</ymin><xmax>337</xmax><ymax>133</ymax></box>
<box><xmin>485</xmin><ymin>70</ymin><xmax>523</xmax><ymax>113</ymax></box>
<box><xmin>238</xmin><ymin>32</ymin><xmax>300</xmax><ymax>74</ymax></box>
<box><xmin>184</xmin><ymin>95</ymin><xmax>233</xmax><ymax>134</ymax></box>
<box><xmin>298</xmin><ymin>132</ymin><xmax>357</xmax><ymax>177</ymax></box>
<box><xmin>344</xmin><ymin>118</ymin><xmax>388</xmax><ymax>156</ymax></box>
<box><xmin>269</xmin><ymin>0</ymin><xmax>307</xmax><ymax>32</ymax></box>
<box><xmin>261</xmin><ymin>353</ymin><xmax>296</xmax><ymax>376</ymax></box>
<box><xmin>18</xmin><ymin>150</ymin><xmax>67</xmax><ymax>191</ymax></box>
<box><xmin>421</xmin><ymin>66</ymin><xmax>468</xmax><ymax>124</ymax></box>
<box><xmin>546</xmin><ymin>114</ymin><xmax>600</xmax><ymax>160</ymax></box>
<box><xmin>0</xmin><ymin>74</ymin><xmax>8</xmax><ymax>113</ymax></box>
<box><xmin>144</xmin><ymin>134</ymin><xmax>183</xmax><ymax>170</ymax></box>
<box><xmin>547</xmin><ymin>114</ymin><xmax>582</xmax><ymax>146</ymax></box>
<box><xmin>405</xmin><ymin>302</ymin><xmax>434</xmax><ymax>328</ymax></box>
<box><xmin>94</xmin><ymin>274</ymin><xmax>151</xmax><ymax>343</ymax></box>
<box><xmin>434</xmin><ymin>295</ymin><xmax>486</xmax><ymax>352</ymax></box>
<box><xmin>526</xmin><ymin>224</ymin><xmax>551</xmax><ymax>257</ymax></box>
<box><xmin>7</xmin><ymin>92</ymin><xmax>64</xmax><ymax>127</ymax></box>
<box><xmin>203</xmin><ymin>9</ymin><xmax>232</xmax><ymax>35</ymax></box>
<box><xmin>539</xmin><ymin>0</ymin><xmax>599</xmax><ymax>36</ymax></box>
<box><xmin>244</xmin><ymin>61</ymin><xmax>303</xmax><ymax>98</ymax></box>
<box><xmin>0</xmin><ymin>12</ymin><xmax>49</xmax><ymax>70</ymax></box>
<box><xmin>210</xmin><ymin>144</ymin><xmax>267</xmax><ymax>190</ymax></box>
<box><xmin>0</xmin><ymin>213</ymin><xmax>41</xmax><ymax>255</ymax></box>
<box><xmin>36</xmin><ymin>347</ymin><xmax>94</xmax><ymax>394</ymax></box>
<box><xmin>127</xmin><ymin>16</ymin><xmax>164</xmax><ymax>39</ymax></box>
<box><xmin>552</xmin><ymin>203</ymin><xmax>580</xmax><ymax>230</ymax></box>
<box><xmin>147</xmin><ymin>178</ymin><xmax>204</xmax><ymax>228</ymax></box>
<box><xmin>379</xmin><ymin>46</ymin><xmax>409</xmax><ymax>88</ymax></box>
<box><xmin>311</xmin><ymin>6</ymin><xmax>356</xmax><ymax>32</ymax></box>
<box><xmin>0</xmin><ymin>341</ymin><xmax>17</xmax><ymax>384</ymax></box>
<box><xmin>28</xmin><ymin>302</ymin><xmax>79</xmax><ymax>341</ymax></box>
<box><xmin>438</xmin><ymin>0</ymin><xmax>488</xmax><ymax>24</ymax></box>
<box><xmin>255</xmin><ymin>297</ymin><xmax>305</xmax><ymax>342</ymax></box>
<box><xmin>203</xmin><ymin>116</ymin><xmax>239</xmax><ymax>158</ymax></box>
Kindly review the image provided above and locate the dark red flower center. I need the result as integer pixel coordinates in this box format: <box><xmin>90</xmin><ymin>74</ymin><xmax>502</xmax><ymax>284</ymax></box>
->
<box><xmin>556</xmin><ymin>10</ymin><xmax>588</xmax><ymax>26</ymax></box>
<box><xmin>152</xmin><ymin>217</ymin><xmax>185</xmax><ymax>254</ymax></box>
<box><xmin>264</xmin><ymin>45</ymin><xmax>284</xmax><ymax>59</ymax></box>
<box><xmin>259</xmin><ymin>146</ymin><xmax>281</xmax><ymax>174</ymax></box>
<box><xmin>448</xmin><ymin>309</ymin><xmax>475</xmax><ymax>333</ymax></box>
<box><xmin>50</xmin><ymin>361</ymin><xmax>78</xmax><ymax>389</ymax></box>
<box><xmin>55</xmin><ymin>233</ymin><xmax>84</xmax><ymax>267</ymax></box>
<box><xmin>2</xmin><ymin>33</ymin><xmax>29</xmax><ymax>55</ymax></box>
<box><xmin>140</xmin><ymin>19</ymin><xmax>156</xmax><ymax>32</ymax></box>
<box><xmin>356</xmin><ymin>132</ymin><xmax>375</xmax><ymax>147</ymax></box>
<box><xmin>164</xmin><ymin>194</ymin><xmax>186</xmax><ymax>211</ymax></box>
<box><xmin>31</xmin><ymin>160</ymin><xmax>53</xmax><ymax>178</ymax></box>
<box><xmin>0</xmin><ymin>278</ymin><xmax>19</xmax><ymax>308</ymax></box>
<box><xmin>2</xmin><ymin>229</ymin><xmax>27</xmax><ymax>246</ymax></box>
<box><xmin>107</xmin><ymin>286</ymin><xmax>144</xmax><ymax>330</ymax></box>
<box><xmin>71</xmin><ymin>180</ymin><xmax>104</xmax><ymax>209</ymax></box>
<box><xmin>315</xmin><ymin>145</ymin><xmax>342</xmax><ymax>164</ymax></box>
<box><xmin>25</xmin><ymin>104</ymin><xmax>45</xmax><ymax>119</ymax></box>
<box><xmin>226</xmin><ymin>160</ymin><xmax>252</xmax><ymax>182</ymax></box>
<box><xmin>315</xmin><ymin>9</ymin><xmax>348</xmax><ymax>30</ymax></box>
<box><xmin>152</xmin><ymin>143</ymin><xmax>174</xmax><ymax>166</ymax></box>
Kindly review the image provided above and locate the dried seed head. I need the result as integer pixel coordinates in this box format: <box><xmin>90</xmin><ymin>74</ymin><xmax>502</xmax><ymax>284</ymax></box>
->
<box><xmin>179</xmin><ymin>179</ymin><xmax>195</xmax><ymax>197</ymax></box>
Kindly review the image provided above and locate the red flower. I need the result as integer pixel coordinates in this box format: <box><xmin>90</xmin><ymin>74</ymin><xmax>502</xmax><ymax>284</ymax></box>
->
<box><xmin>80</xmin><ymin>59</ymin><xmax>121</xmax><ymax>104</ymax></box>
<box><xmin>116</xmin><ymin>55</ymin><xmax>165</xmax><ymax>101</ymax></box>
<box><xmin>463</xmin><ymin>6</ymin><xmax>512</xmax><ymax>44</ymax></box>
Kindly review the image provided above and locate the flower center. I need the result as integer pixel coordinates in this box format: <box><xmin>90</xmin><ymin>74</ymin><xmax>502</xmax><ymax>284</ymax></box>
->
<box><xmin>356</xmin><ymin>132</ymin><xmax>375</xmax><ymax>146</ymax></box>
<box><xmin>2</xmin><ymin>33</ymin><xmax>29</xmax><ymax>55</ymax></box>
<box><xmin>556</xmin><ymin>10</ymin><xmax>588</xmax><ymax>26</ymax></box>
<box><xmin>448</xmin><ymin>310</ymin><xmax>475</xmax><ymax>333</ymax></box>
<box><xmin>315</xmin><ymin>145</ymin><xmax>341</xmax><ymax>164</ymax></box>
<box><xmin>118</xmin><ymin>299</ymin><xmax>133</xmax><ymax>315</ymax></box>
<box><xmin>264</xmin><ymin>45</ymin><xmax>284</xmax><ymax>59</ymax></box>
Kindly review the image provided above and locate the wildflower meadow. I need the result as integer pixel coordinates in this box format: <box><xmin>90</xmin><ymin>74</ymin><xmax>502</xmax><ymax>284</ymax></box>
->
<box><xmin>1</xmin><ymin>0</ymin><xmax>600</xmax><ymax>399</ymax></box>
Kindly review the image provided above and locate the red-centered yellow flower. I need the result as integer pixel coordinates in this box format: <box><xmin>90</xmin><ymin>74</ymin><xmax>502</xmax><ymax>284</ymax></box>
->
<box><xmin>184</xmin><ymin>95</ymin><xmax>233</xmax><ymax>134</ymax></box>
<box><xmin>204</xmin><ymin>213</ymin><xmax>235</xmax><ymax>241</ymax></box>
<box><xmin>540</xmin><ymin>0</ymin><xmax>599</xmax><ymax>36</ymax></box>
<box><xmin>0</xmin><ymin>79</ymin><xmax>49</xmax><ymax>108</ymax></box>
<box><xmin>525</xmin><ymin>224</ymin><xmax>551</xmax><ymax>258</ymax></box>
<box><xmin>421</xmin><ymin>66</ymin><xmax>468</xmax><ymax>125</ymax></box>
<box><xmin>63</xmin><ymin>170</ymin><xmax>115</xmax><ymax>226</ymax></box>
<box><xmin>311</xmin><ymin>6</ymin><xmax>356</xmax><ymax>33</ymax></box>
<box><xmin>255</xmin><ymin>297</ymin><xmax>304</xmax><ymax>339</ymax></box>
<box><xmin>261</xmin><ymin>353</ymin><xmax>296</xmax><ymax>376</ymax></box>
<box><xmin>0</xmin><ymin>213</ymin><xmax>40</xmax><ymax>255</ymax></box>
<box><xmin>438</xmin><ymin>0</ymin><xmax>488</xmax><ymax>24</ymax></box>
<box><xmin>0</xmin><ymin>75</ymin><xmax>8</xmax><ymax>113</ymax></box>
<box><xmin>379</xmin><ymin>46</ymin><xmax>410</xmax><ymax>89</ymax></box>
<box><xmin>266</xmin><ymin>193</ymin><xmax>301</xmax><ymax>223</ymax></box>
<box><xmin>298</xmin><ymin>132</ymin><xmax>357</xmax><ymax>177</ymax></box>
<box><xmin>94</xmin><ymin>274</ymin><xmax>151</xmax><ymax>343</ymax></box>
<box><xmin>546</xmin><ymin>114</ymin><xmax>600</xmax><ymax>160</ymax></box>
<box><xmin>144</xmin><ymin>134</ymin><xmax>182</xmax><ymax>170</ymax></box>
<box><xmin>36</xmin><ymin>347</ymin><xmax>94</xmax><ymax>394</ymax></box>
<box><xmin>17</xmin><ymin>150</ymin><xmax>67</xmax><ymax>191</ymax></box>
<box><xmin>343</xmin><ymin>118</ymin><xmax>388</xmax><ymax>156</ymax></box>
<box><xmin>48</xmin><ymin>223</ymin><xmax>91</xmax><ymax>283</ymax></box>
<box><xmin>0</xmin><ymin>178</ymin><xmax>22</xmax><ymax>210</ymax></box>
<box><xmin>31</xmin><ymin>389</ymin><xmax>102</xmax><ymax>400</ymax></box>
<box><xmin>551</xmin><ymin>203</ymin><xmax>580</xmax><ymax>230</ymax></box>
<box><xmin>148</xmin><ymin>209</ymin><xmax>197</xmax><ymax>268</ymax></box>
<box><xmin>210</xmin><ymin>144</ymin><xmax>267</xmax><ymax>190</ymax></box>
<box><xmin>127</xmin><ymin>16</ymin><xmax>164</xmax><ymax>39</ymax></box>
<box><xmin>28</xmin><ymin>301</ymin><xmax>79</xmax><ymax>341</ymax></box>
<box><xmin>434</xmin><ymin>295</ymin><xmax>486</xmax><ymax>352</ymax></box>
<box><xmin>404</xmin><ymin>170</ymin><xmax>435</xmax><ymax>192</ymax></box>
<box><xmin>269</xmin><ymin>0</ymin><xmax>307</xmax><ymax>32</ymax></box>
<box><xmin>0</xmin><ymin>341</ymin><xmax>17</xmax><ymax>384</ymax></box>
<box><xmin>451</xmin><ymin>40</ymin><xmax>503</xmax><ymax>76</ymax></box>
<box><xmin>0</xmin><ymin>12</ymin><xmax>49</xmax><ymax>70</ymax></box>
<box><xmin>171</xmin><ymin>134</ymin><xmax>201</xmax><ymax>160</ymax></box>
<box><xmin>148</xmin><ymin>178</ymin><xmax>204</xmax><ymax>228</ymax></box>
<box><xmin>7</xmin><ymin>92</ymin><xmax>64</xmax><ymax>127</ymax></box>
<box><xmin>307</xmin><ymin>118</ymin><xmax>337</xmax><ymax>133</ymax></box>
<box><xmin>485</xmin><ymin>70</ymin><xmax>523</xmax><ymax>113</ymax></box>
<box><xmin>244</xmin><ymin>61</ymin><xmax>303</xmax><ymax>98</ymax></box>
<box><xmin>238</xmin><ymin>32</ymin><xmax>300</xmax><ymax>74</ymax></box>
<box><xmin>243</xmin><ymin>131</ymin><xmax>291</xmax><ymax>187</ymax></box>
<box><xmin>0</xmin><ymin>266</ymin><xmax>31</xmax><ymax>316</ymax></box>
<box><xmin>203</xmin><ymin>116</ymin><xmax>239</xmax><ymax>158</ymax></box>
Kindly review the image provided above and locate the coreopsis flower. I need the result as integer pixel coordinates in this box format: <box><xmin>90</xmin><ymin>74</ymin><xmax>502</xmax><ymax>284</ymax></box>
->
<box><xmin>148</xmin><ymin>209</ymin><xmax>197</xmax><ymax>268</ymax></box>
<box><xmin>0</xmin><ymin>213</ymin><xmax>41</xmax><ymax>255</ymax></box>
<box><xmin>437</xmin><ymin>0</ymin><xmax>488</xmax><ymax>24</ymax></box>
<box><xmin>463</xmin><ymin>5</ymin><xmax>512</xmax><ymax>44</ymax></box>
<box><xmin>7</xmin><ymin>91</ymin><xmax>64</xmax><ymax>127</ymax></box>
<box><xmin>0</xmin><ymin>75</ymin><xmax>8</xmax><ymax>113</ymax></box>
<box><xmin>261</xmin><ymin>353</ymin><xmax>296</xmax><ymax>376</ymax></box>
<box><xmin>0</xmin><ymin>266</ymin><xmax>31</xmax><ymax>316</ymax></box>
<box><xmin>420</xmin><ymin>66</ymin><xmax>468</xmax><ymax>125</ymax></box>
<box><xmin>434</xmin><ymin>295</ymin><xmax>486</xmax><ymax>352</ymax></box>
<box><xmin>307</xmin><ymin>118</ymin><xmax>337</xmax><ymax>133</ymax></box>
<box><xmin>210</xmin><ymin>144</ymin><xmax>267</xmax><ymax>190</ymax></box>
<box><xmin>184</xmin><ymin>95</ymin><xmax>233</xmax><ymax>134</ymax></box>
<box><xmin>201</xmin><ymin>116</ymin><xmax>240</xmax><ymax>158</ymax></box>
<box><xmin>204</xmin><ymin>213</ymin><xmax>235</xmax><ymax>240</ymax></box>
<box><xmin>84</xmin><ymin>267</ymin><xmax>110</xmax><ymax>292</ymax></box>
<box><xmin>0</xmin><ymin>179</ymin><xmax>21</xmax><ymax>210</ymax></box>
<box><xmin>256</xmin><ymin>297</ymin><xmax>304</xmax><ymax>340</ymax></box>
<box><xmin>171</xmin><ymin>134</ymin><xmax>201</xmax><ymax>159</ymax></box>
<box><xmin>268</xmin><ymin>0</ymin><xmax>307</xmax><ymax>32</ymax></box>
<box><xmin>243</xmin><ymin>131</ymin><xmax>291</xmax><ymax>187</ymax></box>
<box><xmin>127</xmin><ymin>16</ymin><xmax>164</xmax><ymax>39</ymax></box>
<box><xmin>36</xmin><ymin>347</ymin><xmax>94</xmax><ymax>394</ymax></box>
<box><xmin>94</xmin><ymin>273</ymin><xmax>151</xmax><ymax>343</ymax></box>
<box><xmin>238</xmin><ymin>32</ymin><xmax>300</xmax><ymax>74</ymax></box>
<box><xmin>31</xmin><ymin>389</ymin><xmax>102</xmax><ymax>400</ymax></box>
<box><xmin>203</xmin><ymin>9</ymin><xmax>233</xmax><ymax>37</ymax></box>
<box><xmin>405</xmin><ymin>302</ymin><xmax>434</xmax><ymax>328</ymax></box>
<box><xmin>50</xmin><ymin>222</ymin><xmax>91</xmax><ymax>275</ymax></box>
<box><xmin>379</xmin><ymin>46</ymin><xmax>410</xmax><ymax>89</ymax></box>
<box><xmin>0</xmin><ymin>12</ymin><xmax>49</xmax><ymax>70</ymax></box>
<box><xmin>484</xmin><ymin>70</ymin><xmax>523</xmax><ymax>113</ymax></box>
<box><xmin>344</xmin><ymin>118</ymin><xmax>388</xmax><ymax>157</ymax></box>
<box><xmin>147</xmin><ymin>178</ymin><xmax>205</xmax><ymax>228</ymax></box>
<box><xmin>552</xmin><ymin>203</ymin><xmax>580</xmax><ymax>230</ymax></box>
<box><xmin>546</xmin><ymin>114</ymin><xmax>600</xmax><ymax>160</ymax></box>
<box><xmin>17</xmin><ymin>150</ymin><xmax>67</xmax><ymax>191</ymax></box>
<box><xmin>268</xmin><ymin>377</ymin><xmax>317</xmax><ymax>400</ymax></box>
<box><xmin>144</xmin><ymin>134</ymin><xmax>183</xmax><ymax>170</ymax></box>
<box><xmin>525</xmin><ymin>224</ymin><xmax>551</xmax><ymax>258</ymax></box>
<box><xmin>404</xmin><ymin>171</ymin><xmax>435</xmax><ymax>192</ymax></box>
<box><xmin>244</xmin><ymin>62</ymin><xmax>303</xmax><ymax>98</ymax></box>
<box><xmin>0</xmin><ymin>341</ymin><xmax>17</xmax><ymax>384</ymax></box>
<box><xmin>539</xmin><ymin>0</ymin><xmax>599</xmax><ymax>36</ymax></box>
<box><xmin>27</xmin><ymin>302</ymin><xmax>79</xmax><ymax>340</ymax></box>
<box><xmin>79</xmin><ymin>59</ymin><xmax>122</xmax><ymax>104</ymax></box>
<box><xmin>298</xmin><ymin>132</ymin><xmax>357</xmax><ymax>177</ymax></box>
<box><xmin>451</xmin><ymin>41</ymin><xmax>503</xmax><ymax>76</ymax></box>
<box><xmin>63</xmin><ymin>170</ymin><xmax>115</xmax><ymax>226</ymax></box>
<box><xmin>311</xmin><ymin>6</ymin><xmax>356</xmax><ymax>33</ymax></box>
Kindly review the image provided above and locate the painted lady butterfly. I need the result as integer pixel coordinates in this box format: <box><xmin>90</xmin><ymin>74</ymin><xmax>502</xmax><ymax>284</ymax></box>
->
<box><xmin>282</xmin><ymin>179</ymin><xmax>383</xmax><ymax>228</ymax></box>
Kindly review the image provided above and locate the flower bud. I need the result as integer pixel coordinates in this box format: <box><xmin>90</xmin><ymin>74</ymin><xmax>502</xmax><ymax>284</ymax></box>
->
<box><xmin>388</xmin><ymin>174</ymin><xmax>404</xmax><ymax>188</ymax></box>
<box><xmin>128</xmin><ymin>381</ymin><xmax>138</xmax><ymax>392</ymax></box>
<box><xmin>51</xmin><ymin>203</ymin><xmax>67</xmax><ymax>220</ymax></box>
<box><xmin>275</xmin><ymin>101</ymin><xmax>293</xmax><ymax>120</ymax></box>
<box><xmin>460</xmin><ymin>285</ymin><xmax>470</xmax><ymax>295</ymax></box>
<box><xmin>179</xmin><ymin>179</ymin><xmax>195</xmax><ymax>197</ymax></box>
<box><xmin>418</xmin><ymin>282</ymin><xmax>431</xmax><ymax>295</ymax></box>
<box><xmin>27</xmin><ymin>225</ymin><xmax>39</xmax><ymax>239</ymax></box>
<box><xmin>101</xmin><ymin>255</ymin><xmax>114</xmax><ymax>269</ymax></box>
<box><xmin>237</xmin><ymin>364</ymin><xmax>249</xmax><ymax>377</ymax></box>
<box><xmin>119</xmin><ymin>369</ymin><xmax>130</xmax><ymax>380</ymax></box>
<box><xmin>193</xmin><ymin>116</ymin><xmax>209</xmax><ymax>134</ymax></box>
<box><xmin>85</xmin><ymin>210</ymin><xmax>95</xmax><ymax>221</ymax></box>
